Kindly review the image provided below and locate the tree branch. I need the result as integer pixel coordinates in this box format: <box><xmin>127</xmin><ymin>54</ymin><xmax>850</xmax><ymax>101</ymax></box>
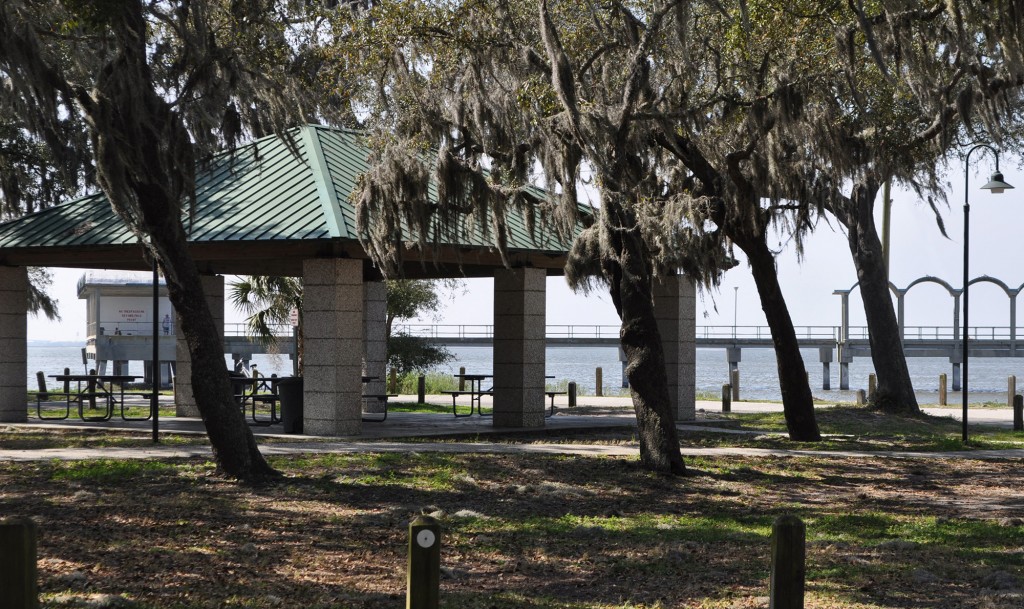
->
<box><xmin>538</xmin><ymin>0</ymin><xmax>581</xmax><ymax>135</ymax></box>
<box><xmin>614</xmin><ymin>0</ymin><xmax>681</xmax><ymax>135</ymax></box>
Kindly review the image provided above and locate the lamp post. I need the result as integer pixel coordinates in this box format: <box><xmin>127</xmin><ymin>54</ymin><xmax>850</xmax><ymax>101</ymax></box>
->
<box><xmin>733</xmin><ymin>286</ymin><xmax>739</xmax><ymax>339</ymax></box>
<box><xmin>962</xmin><ymin>144</ymin><xmax>1015</xmax><ymax>443</ymax></box>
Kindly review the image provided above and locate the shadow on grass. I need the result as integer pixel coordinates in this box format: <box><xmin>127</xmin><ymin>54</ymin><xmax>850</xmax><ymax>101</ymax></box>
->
<box><xmin>2</xmin><ymin>450</ymin><xmax>1022</xmax><ymax>608</ymax></box>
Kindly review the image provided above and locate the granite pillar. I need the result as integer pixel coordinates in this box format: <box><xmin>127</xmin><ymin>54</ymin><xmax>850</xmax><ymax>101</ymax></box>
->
<box><xmin>362</xmin><ymin>281</ymin><xmax>387</xmax><ymax>413</ymax></box>
<box><xmin>302</xmin><ymin>259</ymin><xmax>364</xmax><ymax>435</ymax></box>
<box><xmin>653</xmin><ymin>274</ymin><xmax>697</xmax><ymax>421</ymax></box>
<box><xmin>0</xmin><ymin>267</ymin><xmax>27</xmax><ymax>422</ymax></box>
<box><xmin>492</xmin><ymin>268</ymin><xmax>546</xmax><ymax>428</ymax></box>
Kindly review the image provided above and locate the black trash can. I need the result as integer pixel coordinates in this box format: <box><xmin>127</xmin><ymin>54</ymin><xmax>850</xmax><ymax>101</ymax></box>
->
<box><xmin>277</xmin><ymin>376</ymin><xmax>304</xmax><ymax>434</ymax></box>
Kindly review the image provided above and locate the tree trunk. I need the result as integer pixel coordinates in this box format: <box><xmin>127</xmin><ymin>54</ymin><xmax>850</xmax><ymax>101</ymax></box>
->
<box><xmin>616</xmin><ymin>260</ymin><xmax>686</xmax><ymax>475</ymax></box>
<box><xmin>84</xmin><ymin>0</ymin><xmax>277</xmax><ymax>481</ymax></box>
<box><xmin>840</xmin><ymin>184</ymin><xmax>920</xmax><ymax>414</ymax></box>
<box><xmin>97</xmin><ymin>153</ymin><xmax>278</xmax><ymax>482</ymax></box>
<box><xmin>603</xmin><ymin>195</ymin><xmax>686</xmax><ymax>474</ymax></box>
<box><xmin>738</xmin><ymin>236</ymin><xmax>821</xmax><ymax>441</ymax></box>
<box><xmin>158</xmin><ymin>227</ymin><xmax>276</xmax><ymax>479</ymax></box>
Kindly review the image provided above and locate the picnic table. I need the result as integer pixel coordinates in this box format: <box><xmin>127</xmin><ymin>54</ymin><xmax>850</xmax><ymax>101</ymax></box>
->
<box><xmin>232</xmin><ymin>375</ymin><xmax>281</xmax><ymax>426</ymax></box>
<box><xmin>443</xmin><ymin>373</ymin><xmax>492</xmax><ymax>417</ymax></box>
<box><xmin>361</xmin><ymin>375</ymin><xmax>397</xmax><ymax>422</ymax></box>
<box><xmin>544</xmin><ymin>375</ymin><xmax>567</xmax><ymax>417</ymax></box>
<box><xmin>38</xmin><ymin>374</ymin><xmax>143</xmax><ymax>421</ymax></box>
<box><xmin>442</xmin><ymin>374</ymin><xmax>568</xmax><ymax>417</ymax></box>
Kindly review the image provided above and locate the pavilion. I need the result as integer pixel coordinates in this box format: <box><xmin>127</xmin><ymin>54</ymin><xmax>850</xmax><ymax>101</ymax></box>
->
<box><xmin>0</xmin><ymin>125</ymin><xmax>696</xmax><ymax>434</ymax></box>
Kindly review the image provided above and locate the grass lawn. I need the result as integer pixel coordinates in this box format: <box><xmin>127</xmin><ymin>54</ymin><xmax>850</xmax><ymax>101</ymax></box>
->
<box><xmin>1</xmin><ymin>443</ymin><xmax>1023</xmax><ymax>607</ymax></box>
<box><xmin>4</xmin><ymin>405</ymin><xmax>1024</xmax><ymax>607</ymax></box>
<box><xmin>695</xmin><ymin>406</ymin><xmax>1024</xmax><ymax>452</ymax></box>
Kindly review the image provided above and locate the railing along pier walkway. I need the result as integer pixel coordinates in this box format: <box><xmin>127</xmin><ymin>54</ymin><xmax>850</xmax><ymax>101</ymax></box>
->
<box><xmin>395</xmin><ymin>323</ymin><xmax>1023</xmax><ymax>391</ymax></box>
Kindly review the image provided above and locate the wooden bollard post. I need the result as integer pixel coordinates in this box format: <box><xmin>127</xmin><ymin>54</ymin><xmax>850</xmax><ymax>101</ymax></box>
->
<box><xmin>568</xmin><ymin>382</ymin><xmax>577</xmax><ymax>407</ymax></box>
<box><xmin>868</xmin><ymin>373</ymin><xmax>876</xmax><ymax>401</ymax></box>
<box><xmin>1014</xmin><ymin>394</ymin><xmax>1023</xmax><ymax>432</ymax></box>
<box><xmin>390</xmin><ymin>369</ymin><xmax>398</xmax><ymax>394</ymax></box>
<box><xmin>722</xmin><ymin>384</ymin><xmax>732</xmax><ymax>413</ymax></box>
<box><xmin>458</xmin><ymin>367</ymin><xmax>466</xmax><ymax>391</ymax></box>
<box><xmin>855</xmin><ymin>389</ymin><xmax>866</xmax><ymax>406</ymax></box>
<box><xmin>769</xmin><ymin>515</ymin><xmax>805</xmax><ymax>609</ymax></box>
<box><xmin>731</xmin><ymin>369</ymin><xmax>740</xmax><ymax>401</ymax></box>
<box><xmin>939</xmin><ymin>373</ymin><xmax>947</xmax><ymax>406</ymax></box>
<box><xmin>1009</xmin><ymin>376</ymin><xmax>1017</xmax><ymax>410</ymax></box>
<box><xmin>35</xmin><ymin>372</ymin><xmax>48</xmax><ymax>402</ymax></box>
<box><xmin>0</xmin><ymin>518</ymin><xmax>39</xmax><ymax>609</ymax></box>
<box><xmin>407</xmin><ymin>515</ymin><xmax>440</xmax><ymax>609</ymax></box>
<box><xmin>63</xmin><ymin>367</ymin><xmax>70</xmax><ymax>396</ymax></box>
<box><xmin>417</xmin><ymin>375</ymin><xmax>426</xmax><ymax>404</ymax></box>
<box><xmin>595</xmin><ymin>367</ymin><xmax>603</xmax><ymax>397</ymax></box>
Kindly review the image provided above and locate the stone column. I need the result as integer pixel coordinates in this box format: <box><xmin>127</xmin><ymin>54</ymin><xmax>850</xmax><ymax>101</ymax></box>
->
<box><xmin>362</xmin><ymin>281</ymin><xmax>387</xmax><ymax>413</ymax></box>
<box><xmin>654</xmin><ymin>274</ymin><xmax>697</xmax><ymax>421</ymax></box>
<box><xmin>302</xmin><ymin>259</ymin><xmax>364</xmax><ymax>435</ymax></box>
<box><xmin>492</xmin><ymin>268</ymin><xmax>546</xmax><ymax>428</ymax></box>
<box><xmin>174</xmin><ymin>275</ymin><xmax>225</xmax><ymax>417</ymax></box>
<box><xmin>0</xmin><ymin>267</ymin><xmax>27</xmax><ymax>423</ymax></box>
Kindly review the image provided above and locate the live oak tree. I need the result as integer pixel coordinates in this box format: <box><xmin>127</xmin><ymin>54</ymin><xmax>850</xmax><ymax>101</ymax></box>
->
<box><xmin>719</xmin><ymin>1</ymin><xmax>940</xmax><ymax>416</ymax></box>
<box><xmin>0</xmin><ymin>119</ymin><xmax>86</xmax><ymax>319</ymax></box>
<box><xmin>349</xmin><ymin>0</ymin><xmax>855</xmax><ymax>472</ymax></box>
<box><xmin>349</xmin><ymin>1</ymin><xmax>694</xmax><ymax>472</ymax></box>
<box><xmin>0</xmin><ymin>0</ymin><xmax>345</xmax><ymax>481</ymax></box>
<box><xmin>838</xmin><ymin>2</ymin><xmax>1024</xmax><ymax>412</ymax></box>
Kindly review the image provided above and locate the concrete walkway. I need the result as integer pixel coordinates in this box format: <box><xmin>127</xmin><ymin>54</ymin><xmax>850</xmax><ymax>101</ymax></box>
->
<box><xmin>2</xmin><ymin>393</ymin><xmax>1023</xmax><ymax>462</ymax></box>
<box><xmin>2</xmin><ymin>439</ymin><xmax>1024</xmax><ymax>463</ymax></box>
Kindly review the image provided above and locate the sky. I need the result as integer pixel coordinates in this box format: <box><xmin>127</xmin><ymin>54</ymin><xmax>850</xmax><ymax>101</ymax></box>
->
<box><xmin>27</xmin><ymin>153</ymin><xmax>1023</xmax><ymax>342</ymax></box>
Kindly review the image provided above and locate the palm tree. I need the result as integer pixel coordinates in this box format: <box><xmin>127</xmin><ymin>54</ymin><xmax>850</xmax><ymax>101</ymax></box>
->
<box><xmin>229</xmin><ymin>276</ymin><xmax>303</xmax><ymax>374</ymax></box>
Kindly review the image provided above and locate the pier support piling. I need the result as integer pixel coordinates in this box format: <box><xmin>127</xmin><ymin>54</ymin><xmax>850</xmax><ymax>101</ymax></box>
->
<box><xmin>819</xmin><ymin>348</ymin><xmax>832</xmax><ymax>391</ymax></box>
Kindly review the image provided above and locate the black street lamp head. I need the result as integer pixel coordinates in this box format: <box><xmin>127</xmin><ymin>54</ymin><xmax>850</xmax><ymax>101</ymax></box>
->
<box><xmin>981</xmin><ymin>171</ymin><xmax>1015</xmax><ymax>194</ymax></box>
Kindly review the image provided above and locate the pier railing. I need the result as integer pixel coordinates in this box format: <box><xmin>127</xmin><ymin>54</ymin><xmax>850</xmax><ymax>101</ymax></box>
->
<box><xmin>90</xmin><ymin>321</ymin><xmax>1019</xmax><ymax>344</ymax></box>
<box><xmin>224</xmin><ymin>323</ymin><xmax>294</xmax><ymax>338</ymax></box>
<box><xmin>391</xmin><ymin>323</ymin><xmax>1019</xmax><ymax>344</ymax></box>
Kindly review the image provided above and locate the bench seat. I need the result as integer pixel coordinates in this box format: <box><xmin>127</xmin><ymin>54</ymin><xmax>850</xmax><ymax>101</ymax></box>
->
<box><xmin>362</xmin><ymin>393</ymin><xmax>397</xmax><ymax>422</ymax></box>
<box><xmin>545</xmin><ymin>391</ymin><xmax>567</xmax><ymax>417</ymax></box>
<box><xmin>441</xmin><ymin>389</ymin><xmax>492</xmax><ymax>417</ymax></box>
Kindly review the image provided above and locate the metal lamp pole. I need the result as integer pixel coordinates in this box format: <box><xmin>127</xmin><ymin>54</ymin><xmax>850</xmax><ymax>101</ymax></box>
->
<box><xmin>962</xmin><ymin>144</ymin><xmax>1015</xmax><ymax>443</ymax></box>
<box><xmin>733</xmin><ymin>286</ymin><xmax>738</xmax><ymax>339</ymax></box>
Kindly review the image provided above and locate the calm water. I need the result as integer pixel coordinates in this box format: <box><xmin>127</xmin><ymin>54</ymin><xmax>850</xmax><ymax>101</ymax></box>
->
<box><xmin>27</xmin><ymin>345</ymin><xmax>295</xmax><ymax>387</ymax></box>
<box><xmin>26</xmin><ymin>344</ymin><xmax>1023</xmax><ymax>402</ymax></box>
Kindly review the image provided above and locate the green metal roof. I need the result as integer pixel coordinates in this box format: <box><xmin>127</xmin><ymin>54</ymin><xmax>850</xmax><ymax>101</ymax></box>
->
<box><xmin>0</xmin><ymin>125</ymin><xmax>577</xmax><ymax>254</ymax></box>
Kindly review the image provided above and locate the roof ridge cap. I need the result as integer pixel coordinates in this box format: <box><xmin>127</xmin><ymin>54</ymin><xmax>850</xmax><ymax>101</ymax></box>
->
<box><xmin>300</xmin><ymin>125</ymin><xmax>348</xmax><ymax>239</ymax></box>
